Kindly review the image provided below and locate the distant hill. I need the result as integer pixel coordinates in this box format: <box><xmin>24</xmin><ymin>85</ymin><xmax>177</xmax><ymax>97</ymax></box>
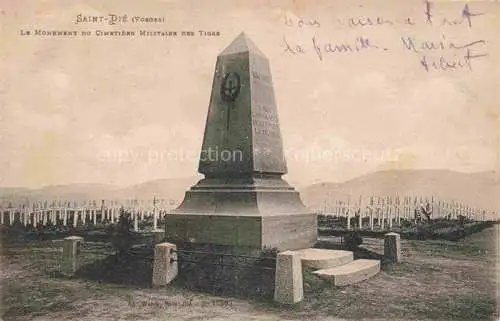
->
<box><xmin>0</xmin><ymin>183</ymin><xmax>118</xmax><ymax>205</ymax></box>
<box><xmin>299</xmin><ymin>169</ymin><xmax>500</xmax><ymax>214</ymax></box>
<box><xmin>0</xmin><ymin>187</ymin><xmax>31</xmax><ymax>198</ymax></box>
<box><xmin>1</xmin><ymin>170</ymin><xmax>498</xmax><ymax>215</ymax></box>
<box><xmin>107</xmin><ymin>177</ymin><xmax>200</xmax><ymax>201</ymax></box>
<box><xmin>0</xmin><ymin>178</ymin><xmax>199</xmax><ymax>206</ymax></box>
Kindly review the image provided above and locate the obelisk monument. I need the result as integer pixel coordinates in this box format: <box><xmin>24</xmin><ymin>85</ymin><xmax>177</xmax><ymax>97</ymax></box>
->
<box><xmin>165</xmin><ymin>32</ymin><xmax>317</xmax><ymax>254</ymax></box>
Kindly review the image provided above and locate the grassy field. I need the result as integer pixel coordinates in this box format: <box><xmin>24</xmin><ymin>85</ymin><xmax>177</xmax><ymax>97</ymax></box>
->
<box><xmin>1</xmin><ymin>225</ymin><xmax>498</xmax><ymax>321</ymax></box>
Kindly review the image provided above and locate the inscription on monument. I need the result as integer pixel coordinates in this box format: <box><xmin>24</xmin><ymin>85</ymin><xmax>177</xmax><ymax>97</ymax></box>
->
<box><xmin>252</xmin><ymin>105</ymin><xmax>281</xmax><ymax>138</ymax></box>
<box><xmin>251</xmin><ymin>69</ymin><xmax>280</xmax><ymax>141</ymax></box>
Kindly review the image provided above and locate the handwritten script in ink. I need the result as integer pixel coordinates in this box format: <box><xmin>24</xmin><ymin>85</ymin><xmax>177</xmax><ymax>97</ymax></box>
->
<box><xmin>281</xmin><ymin>1</ymin><xmax>488</xmax><ymax>72</ymax></box>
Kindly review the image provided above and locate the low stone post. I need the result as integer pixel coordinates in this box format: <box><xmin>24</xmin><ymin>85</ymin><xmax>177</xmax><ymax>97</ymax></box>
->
<box><xmin>62</xmin><ymin>236</ymin><xmax>84</xmax><ymax>276</ymax></box>
<box><xmin>274</xmin><ymin>251</ymin><xmax>303</xmax><ymax>305</ymax></box>
<box><xmin>384</xmin><ymin>232</ymin><xmax>401</xmax><ymax>263</ymax></box>
<box><xmin>152</xmin><ymin>242</ymin><xmax>178</xmax><ymax>287</ymax></box>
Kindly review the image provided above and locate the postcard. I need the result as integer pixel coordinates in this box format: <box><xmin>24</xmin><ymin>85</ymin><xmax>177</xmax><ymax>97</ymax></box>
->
<box><xmin>1</xmin><ymin>1</ymin><xmax>499</xmax><ymax>320</ymax></box>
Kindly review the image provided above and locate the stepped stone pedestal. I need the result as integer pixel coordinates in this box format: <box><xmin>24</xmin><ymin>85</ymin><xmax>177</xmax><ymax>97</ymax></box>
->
<box><xmin>313</xmin><ymin>259</ymin><xmax>381</xmax><ymax>286</ymax></box>
<box><xmin>165</xmin><ymin>33</ymin><xmax>317</xmax><ymax>254</ymax></box>
<box><xmin>294</xmin><ymin>248</ymin><xmax>353</xmax><ymax>269</ymax></box>
<box><xmin>290</xmin><ymin>248</ymin><xmax>381</xmax><ymax>287</ymax></box>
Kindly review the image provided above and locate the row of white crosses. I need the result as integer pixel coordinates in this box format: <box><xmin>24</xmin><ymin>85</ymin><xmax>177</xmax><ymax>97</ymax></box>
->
<box><xmin>121</xmin><ymin>196</ymin><xmax>177</xmax><ymax>231</ymax></box>
<box><xmin>318</xmin><ymin>195</ymin><xmax>493</xmax><ymax>231</ymax></box>
<box><xmin>0</xmin><ymin>197</ymin><xmax>178</xmax><ymax>231</ymax></box>
<box><xmin>0</xmin><ymin>202</ymin><xmax>122</xmax><ymax>228</ymax></box>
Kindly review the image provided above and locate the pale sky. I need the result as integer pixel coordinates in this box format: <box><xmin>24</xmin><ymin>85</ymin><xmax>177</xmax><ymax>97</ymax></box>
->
<box><xmin>1</xmin><ymin>0</ymin><xmax>499</xmax><ymax>188</ymax></box>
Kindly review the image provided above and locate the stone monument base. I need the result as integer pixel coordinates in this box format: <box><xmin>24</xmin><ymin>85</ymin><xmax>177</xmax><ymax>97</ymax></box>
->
<box><xmin>165</xmin><ymin>175</ymin><xmax>318</xmax><ymax>254</ymax></box>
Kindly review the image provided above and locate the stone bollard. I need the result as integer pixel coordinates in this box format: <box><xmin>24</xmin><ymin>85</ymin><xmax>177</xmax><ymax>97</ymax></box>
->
<box><xmin>274</xmin><ymin>251</ymin><xmax>303</xmax><ymax>305</ymax></box>
<box><xmin>384</xmin><ymin>232</ymin><xmax>401</xmax><ymax>263</ymax></box>
<box><xmin>152</xmin><ymin>242</ymin><xmax>178</xmax><ymax>287</ymax></box>
<box><xmin>62</xmin><ymin>236</ymin><xmax>84</xmax><ymax>276</ymax></box>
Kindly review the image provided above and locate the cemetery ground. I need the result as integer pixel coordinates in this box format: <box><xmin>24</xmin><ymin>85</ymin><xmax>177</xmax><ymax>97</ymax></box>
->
<box><xmin>1</xmin><ymin>225</ymin><xmax>498</xmax><ymax>321</ymax></box>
